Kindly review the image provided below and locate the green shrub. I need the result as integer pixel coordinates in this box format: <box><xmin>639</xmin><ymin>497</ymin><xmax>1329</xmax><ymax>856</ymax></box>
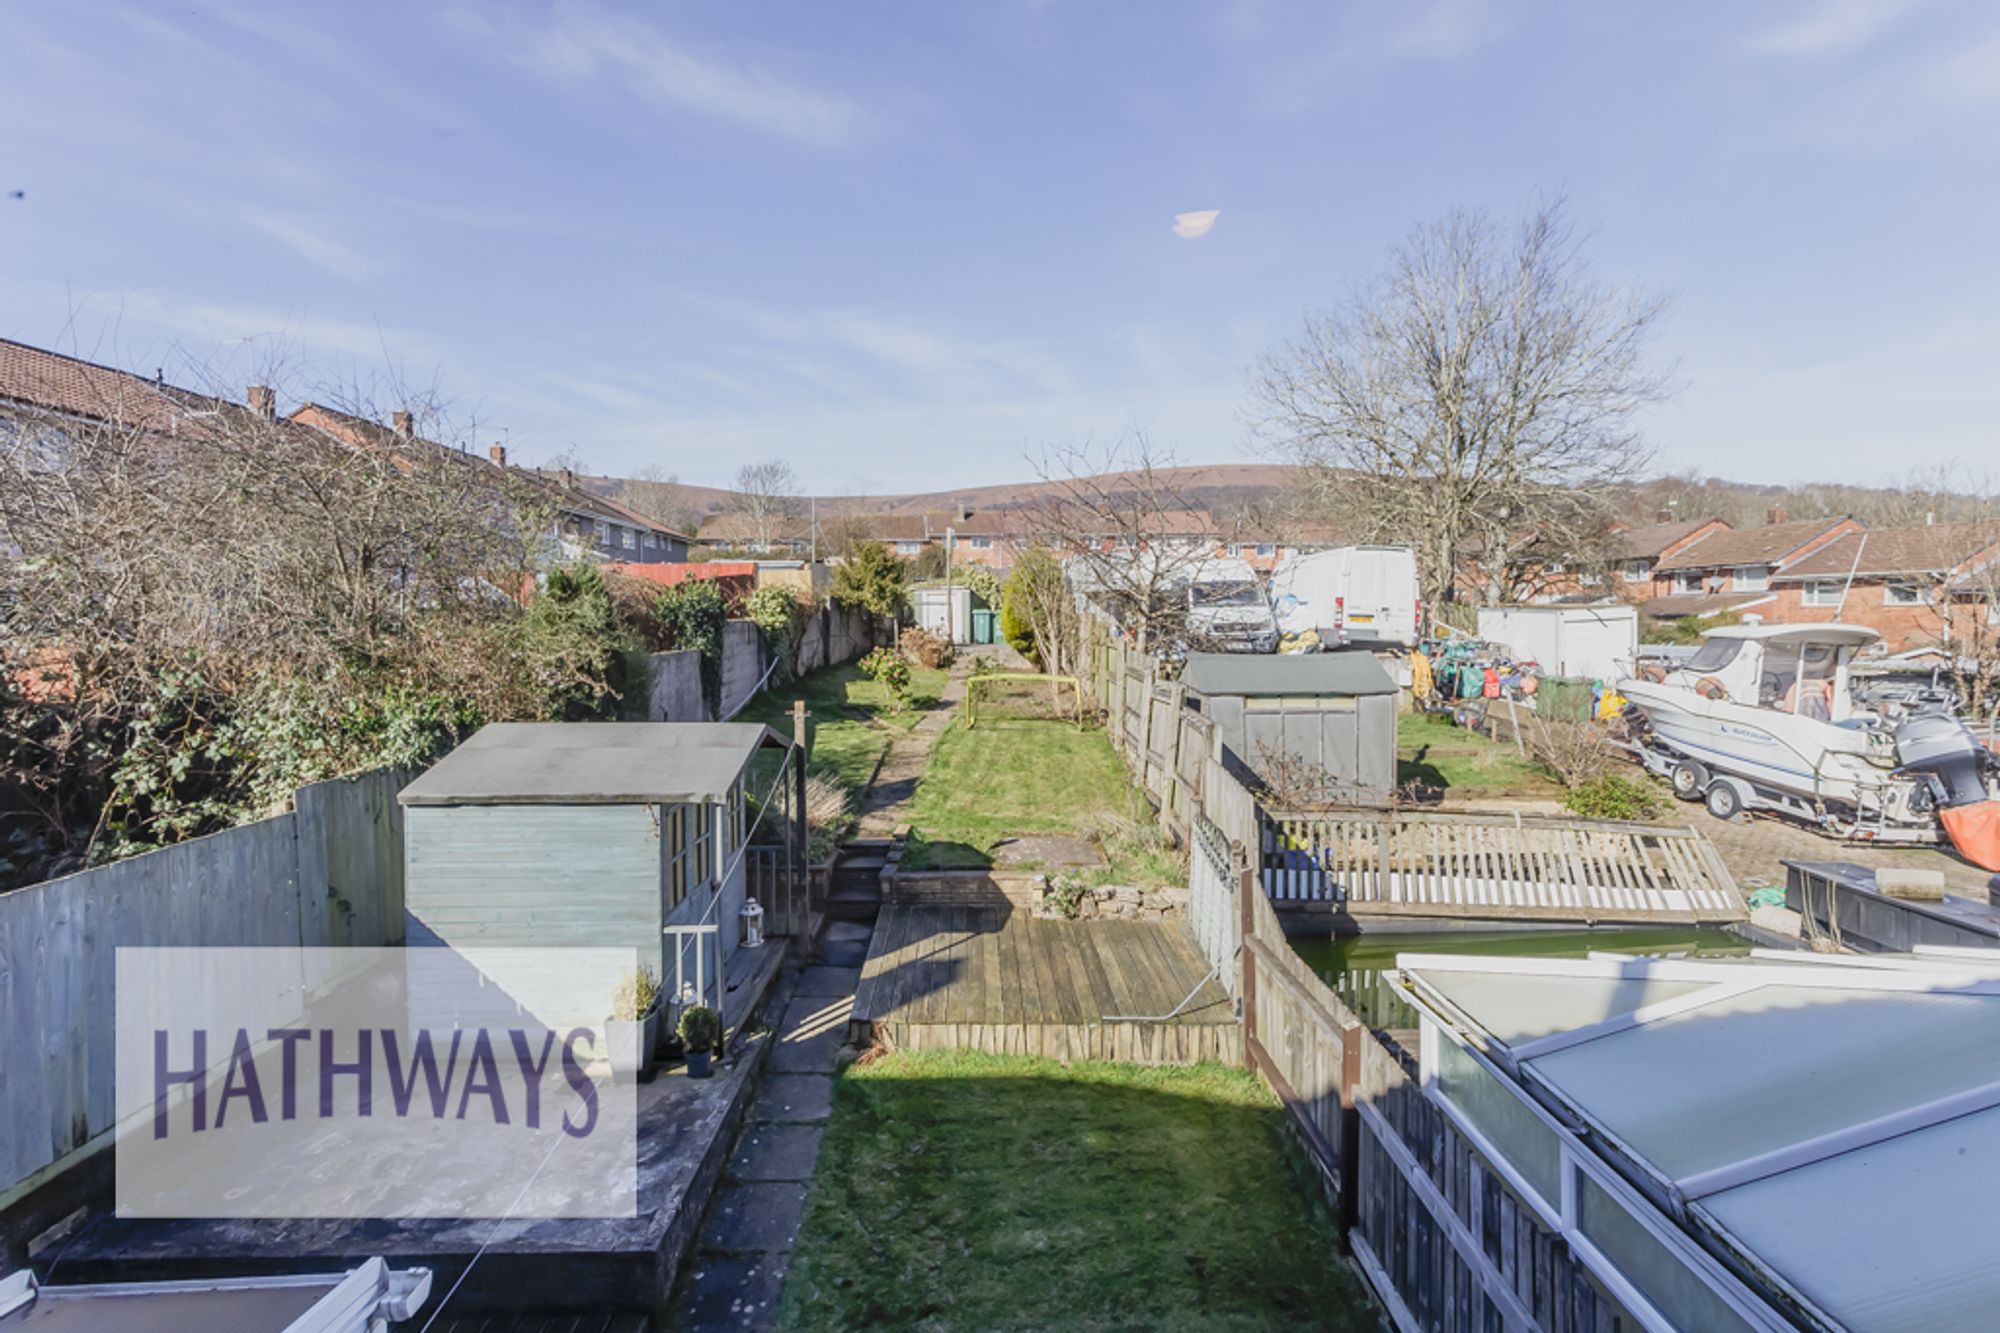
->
<box><xmin>859</xmin><ymin>646</ymin><xmax>913</xmax><ymax>709</ymax></box>
<box><xmin>1563</xmin><ymin>772</ymin><xmax>1664</xmax><ymax>821</ymax></box>
<box><xmin>676</xmin><ymin>1004</ymin><xmax>722</xmax><ymax>1052</ymax></box>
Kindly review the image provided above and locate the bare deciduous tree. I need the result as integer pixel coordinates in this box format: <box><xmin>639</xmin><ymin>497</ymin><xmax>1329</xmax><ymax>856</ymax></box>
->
<box><xmin>1252</xmin><ymin>200</ymin><xmax>1671</xmax><ymax>607</ymax></box>
<box><xmin>729</xmin><ymin>459</ymin><xmax>801</xmax><ymax>552</ymax></box>
<box><xmin>1023</xmin><ymin>437</ymin><xmax>1214</xmax><ymax>653</ymax></box>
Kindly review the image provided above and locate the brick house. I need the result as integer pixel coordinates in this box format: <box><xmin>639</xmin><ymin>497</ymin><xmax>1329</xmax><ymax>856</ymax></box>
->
<box><xmin>1645</xmin><ymin>512</ymin><xmax>1862</xmax><ymax>623</ymax></box>
<box><xmin>1608</xmin><ymin>515</ymin><xmax>1733</xmax><ymax>603</ymax></box>
<box><xmin>1767</xmin><ymin>523</ymin><xmax>2000</xmax><ymax>652</ymax></box>
<box><xmin>290</xmin><ymin>403</ymin><xmax>691</xmax><ymax>563</ymax></box>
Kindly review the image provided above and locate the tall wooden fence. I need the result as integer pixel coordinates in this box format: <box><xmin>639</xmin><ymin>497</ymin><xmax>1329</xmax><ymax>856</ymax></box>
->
<box><xmin>0</xmin><ymin>769</ymin><xmax>409</xmax><ymax>1213</ymax></box>
<box><xmin>1186</xmin><ymin>831</ymin><xmax>1635</xmax><ymax>1330</ymax></box>
<box><xmin>1082</xmin><ymin>617</ymin><xmax>1259</xmax><ymax>853</ymax></box>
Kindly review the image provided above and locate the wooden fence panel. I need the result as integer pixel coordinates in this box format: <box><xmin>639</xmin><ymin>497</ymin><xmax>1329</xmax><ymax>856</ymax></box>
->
<box><xmin>0</xmin><ymin>770</ymin><xmax>407</xmax><ymax>1197</ymax></box>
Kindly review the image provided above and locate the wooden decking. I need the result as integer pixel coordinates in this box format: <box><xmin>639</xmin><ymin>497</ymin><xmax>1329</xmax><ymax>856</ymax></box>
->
<box><xmin>851</xmin><ymin>905</ymin><xmax>1241</xmax><ymax>1064</ymax></box>
<box><xmin>1260</xmin><ymin>808</ymin><xmax>1747</xmax><ymax>925</ymax></box>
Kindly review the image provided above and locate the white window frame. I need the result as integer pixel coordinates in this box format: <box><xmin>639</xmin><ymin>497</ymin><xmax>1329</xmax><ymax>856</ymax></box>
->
<box><xmin>1802</xmin><ymin>579</ymin><xmax>1842</xmax><ymax>608</ymax></box>
<box><xmin>1414</xmin><ymin>1015</ymin><xmax>1791</xmax><ymax>1333</ymax></box>
<box><xmin>1884</xmin><ymin>580</ymin><xmax>1924</xmax><ymax>606</ymax></box>
<box><xmin>1733</xmin><ymin>564</ymin><xmax>1770</xmax><ymax>592</ymax></box>
<box><xmin>621</xmin><ymin>527</ymin><xmax>636</xmax><ymax>550</ymax></box>
<box><xmin>969</xmin><ymin>535</ymin><xmax>991</xmax><ymax>549</ymax></box>
<box><xmin>1392</xmin><ymin>964</ymin><xmax>1800</xmax><ymax>1328</ymax></box>
<box><xmin>1255</xmin><ymin>544</ymin><xmax>1275</xmax><ymax>557</ymax></box>
<box><xmin>896</xmin><ymin>540</ymin><xmax>921</xmax><ymax>555</ymax></box>
<box><xmin>644</xmin><ymin>532</ymin><xmax>657</xmax><ymax>549</ymax></box>
<box><xmin>1622</xmin><ymin>559</ymin><xmax>1651</xmax><ymax>584</ymax></box>
<box><xmin>593</xmin><ymin>519</ymin><xmax>610</xmax><ymax>544</ymax></box>
<box><xmin>1673</xmin><ymin>570</ymin><xmax>1703</xmax><ymax>595</ymax></box>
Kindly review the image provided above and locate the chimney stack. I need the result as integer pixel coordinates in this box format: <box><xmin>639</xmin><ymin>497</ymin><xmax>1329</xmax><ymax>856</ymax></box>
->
<box><xmin>489</xmin><ymin>444</ymin><xmax>507</xmax><ymax>467</ymax></box>
<box><xmin>1654</xmin><ymin>509</ymin><xmax>1675</xmax><ymax>524</ymax></box>
<box><xmin>392</xmin><ymin>409</ymin><xmax>413</xmax><ymax>437</ymax></box>
<box><xmin>1765</xmin><ymin>507</ymin><xmax>1788</xmax><ymax>526</ymax></box>
<box><xmin>559</xmin><ymin>467</ymin><xmax>575</xmax><ymax>488</ymax></box>
<box><xmin>247</xmin><ymin>385</ymin><xmax>275</xmax><ymax>420</ymax></box>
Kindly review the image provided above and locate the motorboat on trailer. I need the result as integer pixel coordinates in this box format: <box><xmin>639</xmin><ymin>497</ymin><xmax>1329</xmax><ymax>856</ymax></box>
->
<box><xmin>1616</xmin><ymin>622</ymin><xmax>2000</xmax><ymax>869</ymax></box>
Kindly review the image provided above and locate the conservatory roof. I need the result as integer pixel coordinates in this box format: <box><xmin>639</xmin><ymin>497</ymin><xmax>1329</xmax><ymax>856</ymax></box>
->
<box><xmin>399</xmin><ymin>722</ymin><xmax>786</xmax><ymax>807</ymax></box>
<box><xmin>1396</xmin><ymin>948</ymin><xmax>2000</xmax><ymax>1332</ymax></box>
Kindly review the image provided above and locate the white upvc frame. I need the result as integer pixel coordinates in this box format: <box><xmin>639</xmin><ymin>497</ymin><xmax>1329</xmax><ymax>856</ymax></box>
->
<box><xmin>1393</xmin><ymin>949</ymin><xmax>2000</xmax><ymax>1331</ymax></box>
<box><xmin>1411</xmin><ymin>1010</ymin><xmax>1796</xmax><ymax>1333</ymax></box>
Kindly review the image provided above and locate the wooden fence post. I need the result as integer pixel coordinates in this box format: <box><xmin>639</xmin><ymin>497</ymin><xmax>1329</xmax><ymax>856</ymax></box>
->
<box><xmin>1338</xmin><ymin>1022</ymin><xmax>1364</xmax><ymax>1240</ymax></box>
<box><xmin>1238</xmin><ymin>861</ymin><xmax>1258</xmax><ymax>1070</ymax></box>
<box><xmin>793</xmin><ymin>699</ymin><xmax>811</xmax><ymax>920</ymax></box>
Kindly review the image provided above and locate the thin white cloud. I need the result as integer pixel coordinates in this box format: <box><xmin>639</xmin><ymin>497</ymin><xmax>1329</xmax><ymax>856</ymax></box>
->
<box><xmin>1173</xmin><ymin>210</ymin><xmax>1220</xmax><ymax>240</ymax></box>
<box><xmin>525</xmin><ymin>3</ymin><xmax>861</xmax><ymax>148</ymax></box>
<box><xmin>1746</xmin><ymin>0</ymin><xmax>1926</xmax><ymax>56</ymax></box>
<box><xmin>246</xmin><ymin>213</ymin><xmax>386</xmax><ymax>282</ymax></box>
<box><xmin>1929</xmin><ymin>23</ymin><xmax>2000</xmax><ymax>101</ymax></box>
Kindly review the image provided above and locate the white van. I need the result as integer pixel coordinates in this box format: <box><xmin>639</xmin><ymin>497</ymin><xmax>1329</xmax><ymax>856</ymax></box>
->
<box><xmin>1269</xmin><ymin>546</ymin><xmax>1421</xmax><ymax>649</ymax></box>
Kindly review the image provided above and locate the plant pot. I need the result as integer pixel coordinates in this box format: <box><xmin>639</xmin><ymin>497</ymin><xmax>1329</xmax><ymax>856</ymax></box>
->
<box><xmin>606</xmin><ymin>1006</ymin><xmax>662</xmax><ymax>1084</ymax></box>
<box><xmin>685</xmin><ymin>1046</ymin><xmax>713</xmax><ymax>1079</ymax></box>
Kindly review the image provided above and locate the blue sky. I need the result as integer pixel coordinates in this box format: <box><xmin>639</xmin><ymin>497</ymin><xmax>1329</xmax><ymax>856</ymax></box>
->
<box><xmin>4</xmin><ymin>1</ymin><xmax>1998</xmax><ymax>493</ymax></box>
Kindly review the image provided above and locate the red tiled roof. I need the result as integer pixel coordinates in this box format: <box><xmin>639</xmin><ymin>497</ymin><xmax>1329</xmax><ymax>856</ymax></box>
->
<box><xmin>1653</xmin><ymin>517</ymin><xmax>1856</xmax><ymax>572</ymax></box>
<box><xmin>1779</xmin><ymin>524</ymin><xmax>2000</xmax><ymax>580</ymax></box>
<box><xmin>1610</xmin><ymin>517</ymin><xmax>1729</xmax><ymax>560</ymax></box>
<box><xmin>0</xmin><ymin>337</ymin><xmax>217</xmax><ymax>435</ymax></box>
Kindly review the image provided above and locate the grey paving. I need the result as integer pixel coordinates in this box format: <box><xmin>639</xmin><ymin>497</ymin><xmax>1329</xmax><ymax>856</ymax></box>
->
<box><xmin>700</xmin><ymin>1181</ymin><xmax>809</xmax><ymax>1254</ymax></box>
<box><xmin>677</xmin><ymin>922</ymin><xmax>870</xmax><ymax>1330</ymax></box>
<box><xmin>681</xmin><ymin>1250</ymin><xmax>789</xmax><ymax>1331</ymax></box>
<box><xmin>727</xmin><ymin>1122</ymin><xmax>825</xmax><ymax>1182</ymax></box>
<box><xmin>793</xmin><ymin>965</ymin><xmax>861</xmax><ymax>997</ymax></box>
<box><xmin>751</xmin><ymin>1073</ymin><xmax>834</xmax><ymax>1123</ymax></box>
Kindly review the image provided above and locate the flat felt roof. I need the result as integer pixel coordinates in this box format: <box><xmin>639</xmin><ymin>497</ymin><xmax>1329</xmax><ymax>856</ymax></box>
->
<box><xmin>398</xmin><ymin>721</ymin><xmax>786</xmax><ymax>807</ymax></box>
<box><xmin>1180</xmin><ymin>651</ymin><xmax>1398</xmax><ymax>697</ymax></box>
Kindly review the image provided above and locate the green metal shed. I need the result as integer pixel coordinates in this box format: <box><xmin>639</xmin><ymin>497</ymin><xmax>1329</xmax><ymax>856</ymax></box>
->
<box><xmin>398</xmin><ymin>721</ymin><xmax>791</xmax><ymax>1012</ymax></box>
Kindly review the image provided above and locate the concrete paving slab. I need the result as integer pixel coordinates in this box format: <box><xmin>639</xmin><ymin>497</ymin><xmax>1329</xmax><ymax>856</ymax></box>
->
<box><xmin>768</xmin><ymin>1028</ymin><xmax>843</xmax><ymax>1073</ymax></box>
<box><xmin>822</xmin><ymin>920</ymin><xmax>875</xmax><ymax>946</ymax></box>
<box><xmin>780</xmin><ymin>993</ymin><xmax>852</xmax><ymax>1039</ymax></box>
<box><xmin>702</xmin><ymin>1182</ymin><xmax>807</xmax><ymax>1254</ymax></box>
<box><xmin>793</xmin><ymin>965</ymin><xmax>861</xmax><ymax>997</ymax></box>
<box><xmin>817</xmin><ymin>938</ymin><xmax>871</xmax><ymax>967</ymax></box>
<box><xmin>681</xmin><ymin>1250</ymin><xmax>788</xmax><ymax>1332</ymax></box>
<box><xmin>727</xmin><ymin>1123</ymin><xmax>824</xmax><ymax>1183</ymax></box>
<box><xmin>752</xmin><ymin>1074</ymin><xmax>834</xmax><ymax>1123</ymax></box>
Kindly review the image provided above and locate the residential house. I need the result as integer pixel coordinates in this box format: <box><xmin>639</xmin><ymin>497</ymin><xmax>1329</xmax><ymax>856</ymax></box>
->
<box><xmin>290</xmin><ymin>403</ymin><xmax>691</xmax><ymax>564</ymax></box>
<box><xmin>696</xmin><ymin>512</ymin><xmax>814</xmax><ymax>557</ymax></box>
<box><xmin>1768</xmin><ymin>522</ymin><xmax>2000</xmax><ymax>652</ymax></box>
<box><xmin>1607</xmin><ymin>514</ymin><xmax>1733</xmax><ymax>602</ymax></box>
<box><xmin>1214</xmin><ymin>521</ymin><xmax>1342</xmax><ymax>574</ymax></box>
<box><xmin>1645</xmin><ymin>511</ymin><xmax>1862</xmax><ymax>623</ymax></box>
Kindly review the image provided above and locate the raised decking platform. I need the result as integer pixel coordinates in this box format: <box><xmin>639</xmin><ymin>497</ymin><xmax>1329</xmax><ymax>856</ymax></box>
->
<box><xmin>851</xmin><ymin>905</ymin><xmax>1240</xmax><ymax>1064</ymax></box>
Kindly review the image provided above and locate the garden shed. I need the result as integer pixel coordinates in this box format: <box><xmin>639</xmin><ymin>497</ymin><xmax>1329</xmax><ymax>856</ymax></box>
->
<box><xmin>398</xmin><ymin>721</ymin><xmax>792</xmax><ymax>1012</ymax></box>
<box><xmin>1181</xmin><ymin>652</ymin><xmax>1398</xmax><ymax>802</ymax></box>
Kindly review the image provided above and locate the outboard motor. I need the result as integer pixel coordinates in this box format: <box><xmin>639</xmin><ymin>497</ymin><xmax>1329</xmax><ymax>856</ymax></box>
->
<box><xmin>1895</xmin><ymin>696</ymin><xmax>2000</xmax><ymax>871</ymax></box>
<box><xmin>1895</xmin><ymin>703</ymin><xmax>1993</xmax><ymax>809</ymax></box>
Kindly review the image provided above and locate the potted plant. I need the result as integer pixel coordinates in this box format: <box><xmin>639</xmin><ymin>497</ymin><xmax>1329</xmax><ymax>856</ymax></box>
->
<box><xmin>677</xmin><ymin>1004</ymin><xmax>722</xmax><ymax>1079</ymax></box>
<box><xmin>606</xmin><ymin>964</ymin><xmax>661</xmax><ymax>1084</ymax></box>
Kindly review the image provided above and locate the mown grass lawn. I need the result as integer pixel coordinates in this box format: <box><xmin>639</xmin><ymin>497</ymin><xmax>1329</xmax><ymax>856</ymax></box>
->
<box><xmin>1397</xmin><ymin>709</ymin><xmax>1556</xmax><ymax>797</ymax></box>
<box><xmin>779</xmin><ymin>1051</ymin><xmax>1372</xmax><ymax>1332</ymax></box>
<box><xmin>902</xmin><ymin>717</ymin><xmax>1180</xmax><ymax>884</ymax></box>
<box><xmin>738</xmin><ymin>662</ymin><xmax>948</xmax><ymax>792</ymax></box>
